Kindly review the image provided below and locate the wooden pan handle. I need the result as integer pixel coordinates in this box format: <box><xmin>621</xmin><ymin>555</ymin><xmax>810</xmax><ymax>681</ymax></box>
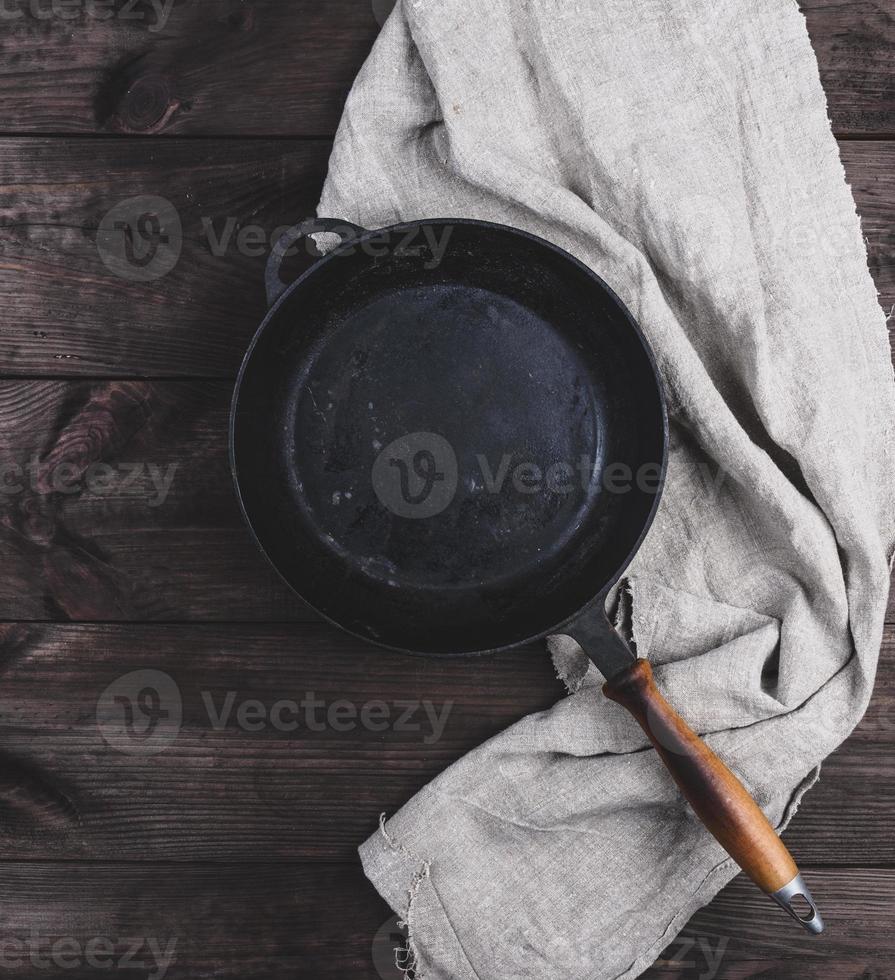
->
<box><xmin>603</xmin><ymin>659</ymin><xmax>823</xmax><ymax>934</ymax></box>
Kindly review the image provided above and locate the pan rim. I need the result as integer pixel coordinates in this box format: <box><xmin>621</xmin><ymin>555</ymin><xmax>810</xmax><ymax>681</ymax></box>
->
<box><xmin>229</xmin><ymin>216</ymin><xmax>669</xmax><ymax>658</ymax></box>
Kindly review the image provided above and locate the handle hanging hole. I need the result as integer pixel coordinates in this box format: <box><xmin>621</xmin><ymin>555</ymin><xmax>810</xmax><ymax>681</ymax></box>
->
<box><xmin>770</xmin><ymin>873</ymin><xmax>824</xmax><ymax>934</ymax></box>
<box><xmin>789</xmin><ymin>893</ymin><xmax>817</xmax><ymax>923</ymax></box>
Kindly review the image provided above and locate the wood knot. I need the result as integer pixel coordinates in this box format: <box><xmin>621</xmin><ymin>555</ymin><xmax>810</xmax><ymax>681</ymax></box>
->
<box><xmin>113</xmin><ymin>73</ymin><xmax>181</xmax><ymax>134</ymax></box>
<box><xmin>228</xmin><ymin>5</ymin><xmax>255</xmax><ymax>31</ymax></box>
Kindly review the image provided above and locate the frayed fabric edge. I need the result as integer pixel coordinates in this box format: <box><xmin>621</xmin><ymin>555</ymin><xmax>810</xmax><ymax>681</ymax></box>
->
<box><xmin>361</xmin><ymin>772</ymin><xmax>823</xmax><ymax>980</ymax></box>
<box><xmin>548</xmin><ymin>579</ymin><xmax>634</xmax><ymax>694</ymax></box>
<box><xmin>375</xmin><ymin>813</ymin><xmax>431</xmax><ymax>980</ymax></box>
<box><xmin>548</xmin><ymin>636</ymin><xmax>589</xmax><ymax>694</ymax></box>
<box><xmin>363</xmin><ymin>807</ymin><xmax>488</xmax><ymax>980</ymax></box>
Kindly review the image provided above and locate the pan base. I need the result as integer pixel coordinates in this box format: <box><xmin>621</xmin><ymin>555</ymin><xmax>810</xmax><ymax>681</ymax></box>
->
<box><xmin>288</xmin><ymin>283</ymin><xmax>606</xmax><ymax>593</ymax></box>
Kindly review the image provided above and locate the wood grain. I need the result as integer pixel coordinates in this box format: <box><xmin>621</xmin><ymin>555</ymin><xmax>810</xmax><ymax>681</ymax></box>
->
<box><xmin>5</xmin><ymin>379</ymin><xmax>895</xmax><ymax>624</ymax></box>
<box><xmin>0</xmin><ymin>2</ymin><xmax>892</xmax><ymax>973</ymax></box>
<box><xmin>646</xmin><ymin>869</ymin><xmax>895</xmax><ymax>980</ymax></box>
<box><xmin>0</xmin><ymin>381</ymin><xmax>312</xmax><ymax>620</ymax></box>
<box><xmin>0</xmin><ymin>621</ymin><xmax>890</xmax><ymax>864</ymax></box>
<box><xmin>0</xmin><ymin>622</ymin><xmax>565</xmax><ymax>860</ymax></box>
<box><xmin>0</xmin><ymin>0</ymin><xmax>381</xmax><ymax>138</ymax></box>
<box><xmin>840</xmin><ymin>141</ymin><xmax>895</xmax><ymax>315</ymax></box>
<box><xmin>1</xmin><ymin>139</ymin><xmax>893</xmax><ymax>379</ymax></box>
<box><xmin>0</xmin><ymin>138</ymin><xmax>328</xmax><ymax>377</ymax></box>
<box><xmin>801</xmin><ymin>0</ymin><xmax>895</xmax><ymax>136</ymax></box>
<box><xmin>0</xmin><ymin>1</ymin><xmax>890</xmax><ymax>137</ymax></box>
<box><xmin>0</xmin><ymin>861</ymin><xmax>889</xmax><ymax>979</ymax></box>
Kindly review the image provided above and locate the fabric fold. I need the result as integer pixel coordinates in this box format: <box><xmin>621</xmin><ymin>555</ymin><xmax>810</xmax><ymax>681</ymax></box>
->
<box><xmin>319</xmin><ymin>1</ymin><xmax>895</xmax><ymax>976</ymax></box>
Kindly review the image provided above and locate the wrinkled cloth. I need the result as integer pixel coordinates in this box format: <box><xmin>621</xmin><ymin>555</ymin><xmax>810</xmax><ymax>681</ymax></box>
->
<box><xmin>316</xmin><ymin>1</ymin><xmax>895</xmax><ymax>976</ymax></box>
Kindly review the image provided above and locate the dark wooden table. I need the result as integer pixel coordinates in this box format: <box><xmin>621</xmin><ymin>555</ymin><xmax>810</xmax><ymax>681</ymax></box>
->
<box><xmin>0</xmin><ymin>3</ymin><xmax>893</xmax><ymax>978</ymax></box>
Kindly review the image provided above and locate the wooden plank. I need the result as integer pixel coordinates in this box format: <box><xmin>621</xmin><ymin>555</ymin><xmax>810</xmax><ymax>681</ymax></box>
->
<box><xmin>0</xmin><ymin>862</ymin><xmax>392</xmax><ymax>980</ymax></box>
<box><xmin>3</xmin><ymin>368</ymin><xmax>895</xmax><ymax>624</ymax></box>
<box><xmin>645</xmin><ymin>869</ymin><xmax>895</xmax><ymax>979</ymax></box>
<box><xmin>840</xmin><ymin>141</ymin><xmax>895</xmax><ymax>318</ymax></box>
<box><xmin>0</xmin><ymin>861</ymin><xmax>889</xmax><ymax>978</ymax></box>
<box><xmin>0</xmin><ymin>138</ymin><xmax>329</xmax><ymax>378</ymax></box>
<box><xmin>0</xmin><ymin>381</ymin><xmax>313</xmax><ymax>620</ymax></box>
<box><xmin>0</xmin><ymin>0</ymin><xmax>380</xmax><ymax>138</ymax></box>
<box><xmin>1</xmin><ymin>139</ymin><xmax>892</xmax><ymax>379</ymax></box>
<box><xmin>0</xmin><ymin>0</ymin><xmax>890</xmax><ymax>137</ymax></box>
<box><xmin>801</xmin><ymin>0</ymin><xmax>895</xmax><ymax>137</ymax></box>
<box><xmin>0</xmin><ymin>621</ymin><xmax>890</xmax><ymax>864</ymax></box>
<box><xmin>0</xmin><ymin>623</ymin><xmax>565</xmax><ymax>860</ymax></box>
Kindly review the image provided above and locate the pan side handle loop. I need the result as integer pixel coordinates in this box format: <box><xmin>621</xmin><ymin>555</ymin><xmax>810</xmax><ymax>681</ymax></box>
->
<box><xmin>265</xmin><ymin>217</ymin><xmax>369</xmax><ymax>307</ymax></box>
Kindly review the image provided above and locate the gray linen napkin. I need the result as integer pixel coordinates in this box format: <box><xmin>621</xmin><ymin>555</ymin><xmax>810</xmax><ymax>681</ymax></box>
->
<box><xmin>316</xmin><ymin>1</ymin><xmax>895</xmax><ymax>976</ymax></box>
